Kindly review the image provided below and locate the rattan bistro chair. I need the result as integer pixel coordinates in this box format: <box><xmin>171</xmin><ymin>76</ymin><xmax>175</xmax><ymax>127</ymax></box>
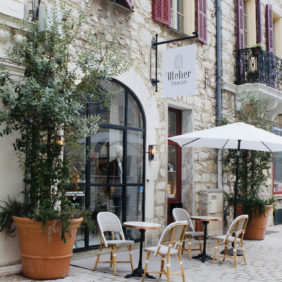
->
<box><xmin>172</xmin><ymin>208</ymin><xmax>204</xmax><ymax>259</ymax></box>
<box><xmin>141</xmin><ymin>221</ymin><xmax>188</xmax><ymax>282</ymax></box>
<box><xmin>94</xmin><ymin>212</ymin><xmax>134</xmax><ymax>275</ymax></box>
<box><xmin>212</xmin><ymin>214</ymin><xmax>249</xmax><ymax>267</ymax></box>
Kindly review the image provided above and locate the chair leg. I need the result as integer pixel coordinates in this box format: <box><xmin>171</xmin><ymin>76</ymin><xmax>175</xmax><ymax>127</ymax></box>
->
<box><xmin>242</xmin><ymin>246</ymin><xmax>247</xmax><ymax>265</ymax></box>
<box><xmin>187</xmin><ymin>237</ymin><xmax>192</xmax><ymax>260</ymax></box>
<box><xmin>223</xmin><ymin>245</ymin><xmax>228</xmax><ymax>262</ymax></box>
<box><xmin>212</xmin><ymin>240</ymin><xmax>218</xmax><ymax>264</ymax></box>
<box><xmin>159</xmin><ymin>256</ymin><xmax>165</xmax><ymax>278</ymax></box>
<box><xmin>94</xmin><ymin>245</ymin><xmax>103</xmax><ymax>270</ymax></box>
<box><xmin>142</xmin><ymin>251</ymin><xmax>150</xmax><ymax>282</ymax></box>
<box><xmin>233</xmin><ymin>248</ymin><xmax>237</xmax><ymax>267</ymax></box>
<box><xmin>177</xmin><ymin>253</ymin><xmax>185</xmax><ymax>282</ymax></box>
<box><xmin>112</xmin><ymin>245</ymin><xmax>117</xmax><ymax>275</ymax></box>
<box><xmin>166</xmin><ymin>254</ymin><xmax>171</xmax><ymax>282</ymax></box>
<box><xmin>128</xmin><ymin>245</ymin><xmax>134</xmax><ymax>271</ymax></box>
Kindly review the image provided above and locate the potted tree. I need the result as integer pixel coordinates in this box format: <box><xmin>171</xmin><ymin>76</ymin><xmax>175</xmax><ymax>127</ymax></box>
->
<box><xmin>0</xmin><ymin>3</ymin><xmax>128</xmax><ymax>279</ymax></box>
<box><xmin>224</xmin><ymin>96</ymin><xmax>274</xmax><ymax>240</ymax></box>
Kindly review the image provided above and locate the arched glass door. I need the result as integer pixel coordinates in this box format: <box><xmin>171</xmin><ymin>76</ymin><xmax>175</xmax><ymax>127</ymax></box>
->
<box><xmin>68</xmin><ymin>79</ymin><xmax>146</xmax><ymax>251</ymax></box>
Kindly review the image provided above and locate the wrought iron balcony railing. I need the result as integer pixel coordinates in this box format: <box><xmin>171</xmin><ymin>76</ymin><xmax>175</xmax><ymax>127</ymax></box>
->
<box><xmin>235</xmin><ymin>47</ymin><xmax>282</xmax><ymax>91</ymax></box>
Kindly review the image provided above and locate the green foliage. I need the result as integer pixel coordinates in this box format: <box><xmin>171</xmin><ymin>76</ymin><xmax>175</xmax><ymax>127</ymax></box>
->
<box><xmin>224</xmin><ymin>96</ymin><xmax>273</xmax><ymax>222</ymax></box>
<box><xmin>0</xmin><ymin>2</ymin><xmax>127</xmax><ymax>241</ymax></box>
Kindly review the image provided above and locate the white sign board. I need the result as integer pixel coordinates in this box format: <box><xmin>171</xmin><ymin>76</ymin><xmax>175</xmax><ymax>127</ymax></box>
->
<box><xmin>161</xmin><ymin>45</ymin><xmax>196</xmax><ymax>98</ymax></box>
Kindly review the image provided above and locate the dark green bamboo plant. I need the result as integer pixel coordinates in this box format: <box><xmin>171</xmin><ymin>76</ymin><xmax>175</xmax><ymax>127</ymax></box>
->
<box><xmin>0</xmin><ymin>3</ymin><xmax>128</xmax><ymax>241</ymax></box>
<box><xmin>224</xmin><ymin>96</ymin><xmax>275</xmax><ymax>222</ymax></box>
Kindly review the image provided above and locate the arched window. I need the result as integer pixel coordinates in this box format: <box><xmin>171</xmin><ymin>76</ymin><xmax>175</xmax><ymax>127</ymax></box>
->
<box><xmin>68</xmin><ymin>79</ymin><xmax>146</xmax><ymax>250</ymax></box>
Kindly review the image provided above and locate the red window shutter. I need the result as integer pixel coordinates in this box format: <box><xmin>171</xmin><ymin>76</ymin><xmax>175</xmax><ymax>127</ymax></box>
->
<box><xmin>236</xmin><ymin>0</ymin><xmax>244</xmax><ymax>49</ymax></box>
<box><xmin>124</xmin><ymin>0</ymin><xmax>133</xmax><ymax>10</ymax></box>
<box><xmin>256</xmin><ymin>0</ymin><xmax>262</xmax><ymax>43</ymax></box>
<box><xmin>196</xmin><ymin>0</ymin><xmax>207</xmax><ymax>44</ymax></box>
<box><xmin>266</xmin><ymin>5</ymin><xmax>274</xmax><ymax>53</ymax></box>
<box><xmin>152</xmin><ymin>0</ymin><xmax>171</xmax><ymax>26</ymax></box>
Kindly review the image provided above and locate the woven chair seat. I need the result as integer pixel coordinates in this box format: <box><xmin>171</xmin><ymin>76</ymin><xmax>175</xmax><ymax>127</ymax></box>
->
<box><xmin>107</xmin><ymin>239</ymin><xmax>134</xmax><ymax>246</ymax></box>
<box><xmin>144</xmin><ymin>245</ymin><xmax>180</xmax><ymax>256</ymax></box>
<box><xmin>213</xmin><ymin>235</ymin><xmax>242</xmax><ymax>243</ymax></box>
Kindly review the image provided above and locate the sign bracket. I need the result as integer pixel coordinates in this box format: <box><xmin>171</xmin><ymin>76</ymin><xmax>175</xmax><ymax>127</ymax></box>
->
<box><xmin>151</xmin><ymin>32</ymin><xmax>198</xmax><ymax>92</ymax></box>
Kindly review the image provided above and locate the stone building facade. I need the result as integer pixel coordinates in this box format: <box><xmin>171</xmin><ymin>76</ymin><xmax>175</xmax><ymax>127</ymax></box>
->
<box><xmin>0</xmin><ymin>0</ymin><xmax>281</xmax><ymax>272</ymax></box>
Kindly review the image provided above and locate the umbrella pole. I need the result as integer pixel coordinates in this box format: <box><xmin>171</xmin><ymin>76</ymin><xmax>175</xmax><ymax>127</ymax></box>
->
<box><xmin>233</xmin><ymin>140</ymin><xmax>241</xmax><ymax>219</ymax></box>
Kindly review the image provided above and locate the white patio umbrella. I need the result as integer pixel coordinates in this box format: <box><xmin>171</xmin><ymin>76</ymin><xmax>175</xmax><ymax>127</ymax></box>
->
<box><xmin>169</xmin><ymin>122</ymin><xmax>282</xmax><ymax>218</ymax></box>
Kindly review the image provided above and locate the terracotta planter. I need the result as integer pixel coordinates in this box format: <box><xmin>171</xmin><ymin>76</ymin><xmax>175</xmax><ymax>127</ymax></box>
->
<box><xmin>237</xmin><ymin>205</ymin><xmax>272</xmax><ymax>240</ymax></box>
<box><xmin>13</xmin><ymin>216</ymin><xmax>83</xmax><ymax>279</ymax></box>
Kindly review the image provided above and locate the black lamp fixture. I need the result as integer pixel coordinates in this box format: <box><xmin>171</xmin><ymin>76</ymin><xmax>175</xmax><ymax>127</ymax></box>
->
<box><xmin>148</xmin><ymin>145</ymin><xmax>157</xmax><ymax>161</ymax></box>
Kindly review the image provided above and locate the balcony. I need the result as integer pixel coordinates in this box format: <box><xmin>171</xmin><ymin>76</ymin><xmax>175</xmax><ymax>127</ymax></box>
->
<box><xmin>235</xmin><ymin>47</ymin><xmax>282</xmax><ymax>92</ymax></box>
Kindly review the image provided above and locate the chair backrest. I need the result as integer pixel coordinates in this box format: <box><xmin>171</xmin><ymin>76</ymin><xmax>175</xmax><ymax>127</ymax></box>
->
<box><xmin>97</xmin><ymin>212</ymin><xmax>125</xmax><ymax>247</ymax></box>
<box><xmin>225</xmin><ymin>214</ymin><xmax>249</xmax><ymax>242</ymax></box>
<box><xmin>172</xmin><ymin>208</ymin><xmax>195</xmax><ymax>232</ymax></box>
<box><xmin>157</xmin><ymin>221</ymin><xmax>188</xmax><ymax>252</ymax></box>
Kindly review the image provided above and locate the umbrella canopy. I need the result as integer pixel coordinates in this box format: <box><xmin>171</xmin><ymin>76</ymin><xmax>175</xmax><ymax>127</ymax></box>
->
<box><xmin>169</xmin><ymin>122</ymin><xmax>282</xmax><ymax>152</ymax></box>
<box><xmin>169</xmin><ymin>122</ymin><xmax>282</xmax><ymax>219</ymax></box>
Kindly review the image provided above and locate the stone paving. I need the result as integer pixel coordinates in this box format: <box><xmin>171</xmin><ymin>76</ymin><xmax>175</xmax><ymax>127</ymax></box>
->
<box><xmin>2</xmin><ymin>224</ymin><xmax>282</xmax><ymax>282</ymax></box>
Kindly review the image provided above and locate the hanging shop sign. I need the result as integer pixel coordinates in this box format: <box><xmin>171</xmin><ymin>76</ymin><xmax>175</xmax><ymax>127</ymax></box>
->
<box><xmin>161</xmin><ymin>45</ymin><xmax>196</xmax><ymax>98</ymax></box>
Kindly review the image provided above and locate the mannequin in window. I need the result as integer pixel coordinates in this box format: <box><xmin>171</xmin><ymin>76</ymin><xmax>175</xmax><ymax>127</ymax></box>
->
<box><xmin>108</xmin><ymin>144</ymin><xmax>123</xmax><ymax>216</ymax></box>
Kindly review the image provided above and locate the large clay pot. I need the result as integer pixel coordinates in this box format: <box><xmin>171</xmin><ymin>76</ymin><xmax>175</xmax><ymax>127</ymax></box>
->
<box><xmin>13</xmin><ymin>216</ymin><xmax>83</xmax><ymax>279</ymax></box>
<box><xmin>237</xmin><ymin>205</ymin><xmax>272</xmax><ymax>240</ymax></box>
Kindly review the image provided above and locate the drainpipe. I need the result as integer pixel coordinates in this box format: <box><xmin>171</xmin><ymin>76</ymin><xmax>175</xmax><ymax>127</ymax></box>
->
<box><xmin>216</xmin><ymin>0</ymin><xmax>223</xmax><ymax>190</ymax></box>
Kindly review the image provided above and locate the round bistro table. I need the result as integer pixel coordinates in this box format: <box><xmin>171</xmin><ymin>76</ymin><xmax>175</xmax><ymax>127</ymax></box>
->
<box><xmin>190</xmin><ymin>216</ymin><xmax>222</xmax><ymax>262</ymax></box>
<box><xmin>123</xmin><ymin>221</ymin><xmax>161</xmax><ymax>278</ymax></box>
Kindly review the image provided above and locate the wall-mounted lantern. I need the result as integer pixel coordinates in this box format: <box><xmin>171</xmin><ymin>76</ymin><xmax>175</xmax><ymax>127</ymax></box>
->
<box><xmin>148</xmin><ymin>145</ymin><xmax>157</xmax><ymax>161</ymax></box>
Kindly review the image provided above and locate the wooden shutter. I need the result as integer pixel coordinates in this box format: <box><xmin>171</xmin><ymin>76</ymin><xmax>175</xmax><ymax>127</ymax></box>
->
<box><xmin>196</xmin><ymin>0</ymin><xmax>207</xmax><ymax>44</ymax></box>
<box><xmin>266</xmin><ymin>5</ymin><xmax>274</xmax><ymax>53</ymax></box>
<box><xmin>152</xmin><ymin>0</ymin><xmax>171</xmax><ymax>26</ymax></box>
<box><xmin>256</xmin><ymin>0</ymin><xmax>262</xmax><ymax>43</ymax></box>
<box><xmin>236</xmin><ymin>0</ymin><xmax>244</xmax><ymax>49</ymax></box>
<box><xmin>124</xmin><ymin>0</ymin><xmax>133</xmax><ymax>10</ymax></box>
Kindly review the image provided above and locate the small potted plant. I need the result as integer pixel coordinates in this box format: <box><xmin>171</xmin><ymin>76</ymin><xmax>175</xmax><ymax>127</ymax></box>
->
<box><xmin>0</xmin><ymin>2</ymin><xmax>128</xmax><ymax>279</ymax></box>
<box><xmin>224</xmin><ymin>96</ymin><xmax>274</xmax><ymax>240</ymax></box>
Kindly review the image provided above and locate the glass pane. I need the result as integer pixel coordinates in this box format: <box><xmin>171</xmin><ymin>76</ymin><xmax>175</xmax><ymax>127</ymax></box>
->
<box><xmin>89</xmin><ymin>80</ymin><xmax>125</xmax><ymax>126</ymax></box>
<box><xmin>274</xmin><ymin>152</ymin><xmax>282</xmax><ymax>184</ymax></box>
<box><xmin>125</xmin><ymin>186</ymin><xmax>142</xmax><ymax>240</ymax></box>
<box><xmin>127</xmin><ymin>131</ymin><xmax>143</xmax><ymax>183</ymax></box>
<box><xmin>90</xmin><ymin>128</ymin><xmax>123</xmax><ymax>184</ymax></box>
<box><xmin>71</xmin><ymin>185</ymin><xmax>85</xmax><ymax>249</ymax></box>
<box><xmin>74</xmin><ymin>225</ymin><xmax>85</xmax><ymax>249</ymax></box>
<box><xmin>168</xmin><ymin>111</ymin><xmax>177</xmax><ymax>136</ymax></box>
<box><xmin>128</xmin><ymin>93</ymin><xmax>143</xmax><ymax>128</ymax></box>
<box><xmin>65</xmin><ymin>138</ymin><xmax>86</xmax><ymax>186</ymax></box>
<box><xmin>177</xmin><ymin>0</ymin><xmax>184</xmax><ymax>13</ymax></box>
<box><xmin>177</xmin><ymin>14</ymin><xmax>184</xmax><ymax>32</ymax></box>
<box><xmin>168</xmin><ymin>145</ymin><xmax>177</xmax><ymax>198</ymax></box>
<box><xmin>87</xmin><ymin>185</ymin><xmax>123</xmax><ymax>247</ymax></box>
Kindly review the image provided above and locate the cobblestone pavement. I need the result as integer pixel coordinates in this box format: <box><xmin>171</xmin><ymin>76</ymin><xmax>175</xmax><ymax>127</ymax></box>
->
<box><xmin>2</xmin><ymin>225</ymin><xmax>282</xmax><ymax>282</ymax></box>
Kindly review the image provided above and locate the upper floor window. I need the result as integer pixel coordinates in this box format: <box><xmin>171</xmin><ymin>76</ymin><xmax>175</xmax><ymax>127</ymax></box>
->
<box><xmin>152</xmin><ymin>0</ymin><xmax>207</xmax><ymax>44</ymax></box>
<box><xmin>236</xmin><ymin>0</ymin><xmax>263</xmax><ymax>49</ymax></box>
<box><xmin>170</xmin><ymin>0</ymin><xmax>185</xmax><ymax>33</ymax></box>
<box><xmin>273</xmin><ymin>11</ymin><xmax>282</xmax><ymax>58</ymax></box>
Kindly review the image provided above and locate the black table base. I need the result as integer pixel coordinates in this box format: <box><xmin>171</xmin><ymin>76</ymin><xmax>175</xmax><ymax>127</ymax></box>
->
<box><xmin>192</xmin><ymin>253</ymin><xmax>213</xmax><ymax>262</ymax></box>
<box><xmin>125</xmin><ymin>229</ymin><xmax>155</xmax><ymax>279</ymax></box>
<box><xmin>221</xmin><ymin>248</ymin><xmax>243</xmax><ymax>256</ymax></box>
<box><xmin>125</xmin><ymin>267</ymin><xmax>155</xmax><ymax>279</ymax></box>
